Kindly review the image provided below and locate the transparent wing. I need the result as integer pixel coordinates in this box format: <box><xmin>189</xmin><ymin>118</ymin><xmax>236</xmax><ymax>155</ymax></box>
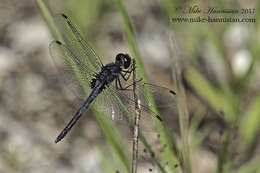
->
<box><xmin>49</xmin><ymin>40</ymin><xmax>94</xmax><ymax>95</ymax></box>
<box><xmin>54</xmin><ymin>13</ymin><xmax>103</xmax><ymax>72</ymax></box>
<box><xmin>93</xmin><ymin>82</ymin><xmax>176</xmax><ymax>131</ymax></box>
<box><xmin>116</xmin><ymin>82</ymin><xmax>176</xmax><ymax>131</ymax></box>
<box><xmin>93</xmin><ymin>87</ymin><xmax>125</xmax><ymax>122</ymax></box>
<box><xmin>48</xmin><ymin>41</ymin><xmax>128</xmax><ymax>123</ymax></box>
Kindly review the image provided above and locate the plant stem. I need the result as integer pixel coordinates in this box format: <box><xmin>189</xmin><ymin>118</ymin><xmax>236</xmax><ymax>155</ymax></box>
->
<box><xmin>132</xmin><ymin>59</ymin><xmax>141</xmax><ymax>173</ymax></box>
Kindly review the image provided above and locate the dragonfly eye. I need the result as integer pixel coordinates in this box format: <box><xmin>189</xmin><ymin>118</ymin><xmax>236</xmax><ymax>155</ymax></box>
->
<box><xmin>123</xmin><ymin>54</ymin><xmax>131</xmax><ymax>69</ymax></box>
<box><xmin>115</xmin><ymin>53</ymin><xmax>131</xmax><ymax>69</ymax></box>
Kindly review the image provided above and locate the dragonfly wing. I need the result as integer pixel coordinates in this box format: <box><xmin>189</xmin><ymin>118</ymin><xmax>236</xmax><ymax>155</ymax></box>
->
<box><xmin>136</xmin><ymin>83</ymin><xmax>177</xmax><ymax>132</ymax></box>
<box><xmin>137</xmin><ymin>82</ymin><xmax>177</xmax><ymax>109</ymax></box>
<box><xmin>63</xmin><ymin>79</ymin><xmax>86</xmax><ymax>102</ymax></box>
<box><xmin>112</xmin><ymin>82</ymin><xmax>177</xmax><ymax>131</ymax></box>
<box><xmin>54</xmin><ymin>13</ymin><xmax>103</xmax><ymax>72</ymax></box>
<box><xmin>93</xmin><ymin>87</ymin><xmax>125</xmax><ymax>122</ymax></box>
<box><xmin>49</xmin><ymin>40</ymin><xmax>94</xmax><ymax>95</ymax></box>
<box><xmin>92</xmin><ymin>85</ymin><xmax>157</xmax><ymax>131</ymax></box>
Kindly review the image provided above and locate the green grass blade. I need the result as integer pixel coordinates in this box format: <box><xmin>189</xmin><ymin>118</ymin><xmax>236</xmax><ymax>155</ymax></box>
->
<box><xmin>216</xmin><ymin>132</ymin><xmax>231</xmax><ymax>173</ymax></box>
<box><xmin>113</xmin><ymin>0</ymin><xmax>146</xmax><ymax>79</ymax></box>
<box><xmin>170</xmin><ymin>32</ymin><xmax>192</xmax><ymax>173</ymax></box>
<box><xmin>95</xmin><ymin>109</ymin><xmax>131</xmax><ymax>172</ymax></box>
<box><xmin>240</xmin><ymin>95</ymin><xmax>260</xmax><ymax>144</ymax></box>
<box><xmin>114</xmin><ymin>0</ymin><xmax>179</xmax><ymax>172</ymax></box>
<box><xmin>36</xmin><ymin>0</ymin><xmax>62</xmax><ymax>40</ymax></box>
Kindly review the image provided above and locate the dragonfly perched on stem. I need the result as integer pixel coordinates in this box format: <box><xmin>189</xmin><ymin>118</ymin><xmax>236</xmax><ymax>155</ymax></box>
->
<box><xmin>49</xmin><ymin>13</ymin><xmax>176</xmax><ymax>172</ymax></box>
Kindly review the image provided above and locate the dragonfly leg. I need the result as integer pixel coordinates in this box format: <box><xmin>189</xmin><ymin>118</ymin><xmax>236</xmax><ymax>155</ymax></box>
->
<box><xmin>116</xmin><ymin>77</ymin><xmax>143</xmax><ymax>91</ymax></box>
<box><xmin>116</xmin><ymin>77</ymin><xmax>131</xmax><ymax>90</ymax></box>
<box><xmin>121</xmin><ymin>69</ymin><xmax>132</xmax><ymax>73</ymax></box>
<box><xmin>115</xmin><ymin>77</ymin><xmax>120</xmax><ymax>89</ymax></box>
<box><xmin>116</xmin><ymin>63</ymin><xmax>142</xmax><ymax>90</ymax></box>
<box><xmin>121</xmin><ymin>62</ymin><xmax>135</xmax><ymax>80</ymax></box>
<box><xmin>120</xmin><ymin>72</ymin><xmax>131</xmax><ymax>81</ymax></box>
<box><xmin>121</xmin><ymin>66</ymin><xmax>133</xmax><ymax>74</ymax></box>
<box><xmin>120</xmin><ymin>66</ymin><xmax>134</xmax><ymax>81</ymax></box>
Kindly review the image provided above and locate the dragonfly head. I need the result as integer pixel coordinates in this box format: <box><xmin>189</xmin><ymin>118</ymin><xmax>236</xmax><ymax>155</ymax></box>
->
<box><xmin>115</xmin><ymin>53</ymin><xmax>131</xmax><ymax>69</ymax></box>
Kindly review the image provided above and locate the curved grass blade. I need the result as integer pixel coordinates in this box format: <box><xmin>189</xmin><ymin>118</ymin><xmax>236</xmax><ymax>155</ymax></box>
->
<box><xmin>114</xmin><ymin>0</ymin><xmax>178</xmax><ymax>173</ymax></box>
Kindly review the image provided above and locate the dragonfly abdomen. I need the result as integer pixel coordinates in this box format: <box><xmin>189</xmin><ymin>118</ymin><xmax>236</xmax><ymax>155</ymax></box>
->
<box><xmin>54</xmin><ymin>84</ymin><xmax>103</xmax><ymax>143</ymax></box>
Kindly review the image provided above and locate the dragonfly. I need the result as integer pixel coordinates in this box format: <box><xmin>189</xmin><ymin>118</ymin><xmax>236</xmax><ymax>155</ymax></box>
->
<box><xmin>50</xmin><ymin>13</ymin><xmax>176</xmax><ymax>143</ymax></box>
<box><xmin>49</xmin><ymin>14</ymin><xmax>176</xmax><ymax>173</ymax></box>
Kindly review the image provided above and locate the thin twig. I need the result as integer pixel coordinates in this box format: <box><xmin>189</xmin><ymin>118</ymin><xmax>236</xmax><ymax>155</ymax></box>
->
<box><xmin>132</xmin><ymin>59</ymin><xmax>141</xmax><ymax>173</ymax></box>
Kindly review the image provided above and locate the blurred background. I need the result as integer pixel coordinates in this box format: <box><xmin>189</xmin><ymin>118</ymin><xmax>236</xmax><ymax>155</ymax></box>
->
<box><xmin>0</xmin><ymin>0</ymin><xmax>259</xmax><ymax>173</ymax></box>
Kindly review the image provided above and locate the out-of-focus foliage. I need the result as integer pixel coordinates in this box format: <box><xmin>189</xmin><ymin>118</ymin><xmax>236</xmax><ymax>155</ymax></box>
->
<box><xmin>170</xmin><ymin>1</ymin><xmax>260</xmax><ymax>173</ymax></box>
<box><xmin>0</xmin><ymin>0</ymin><xmax>259</xmax><ymax>173</ymax></box>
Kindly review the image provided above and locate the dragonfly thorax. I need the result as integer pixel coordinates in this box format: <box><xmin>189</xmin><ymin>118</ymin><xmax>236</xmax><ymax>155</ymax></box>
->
<box><xmin>90</xmin><ymin>53</ymin><xmax>131</xmax><ymax>90</ymax></box>
<box><xmin>90</xmin><ymin>63</ymin><xmax>121</xmax><ymax>90</ymax></box>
